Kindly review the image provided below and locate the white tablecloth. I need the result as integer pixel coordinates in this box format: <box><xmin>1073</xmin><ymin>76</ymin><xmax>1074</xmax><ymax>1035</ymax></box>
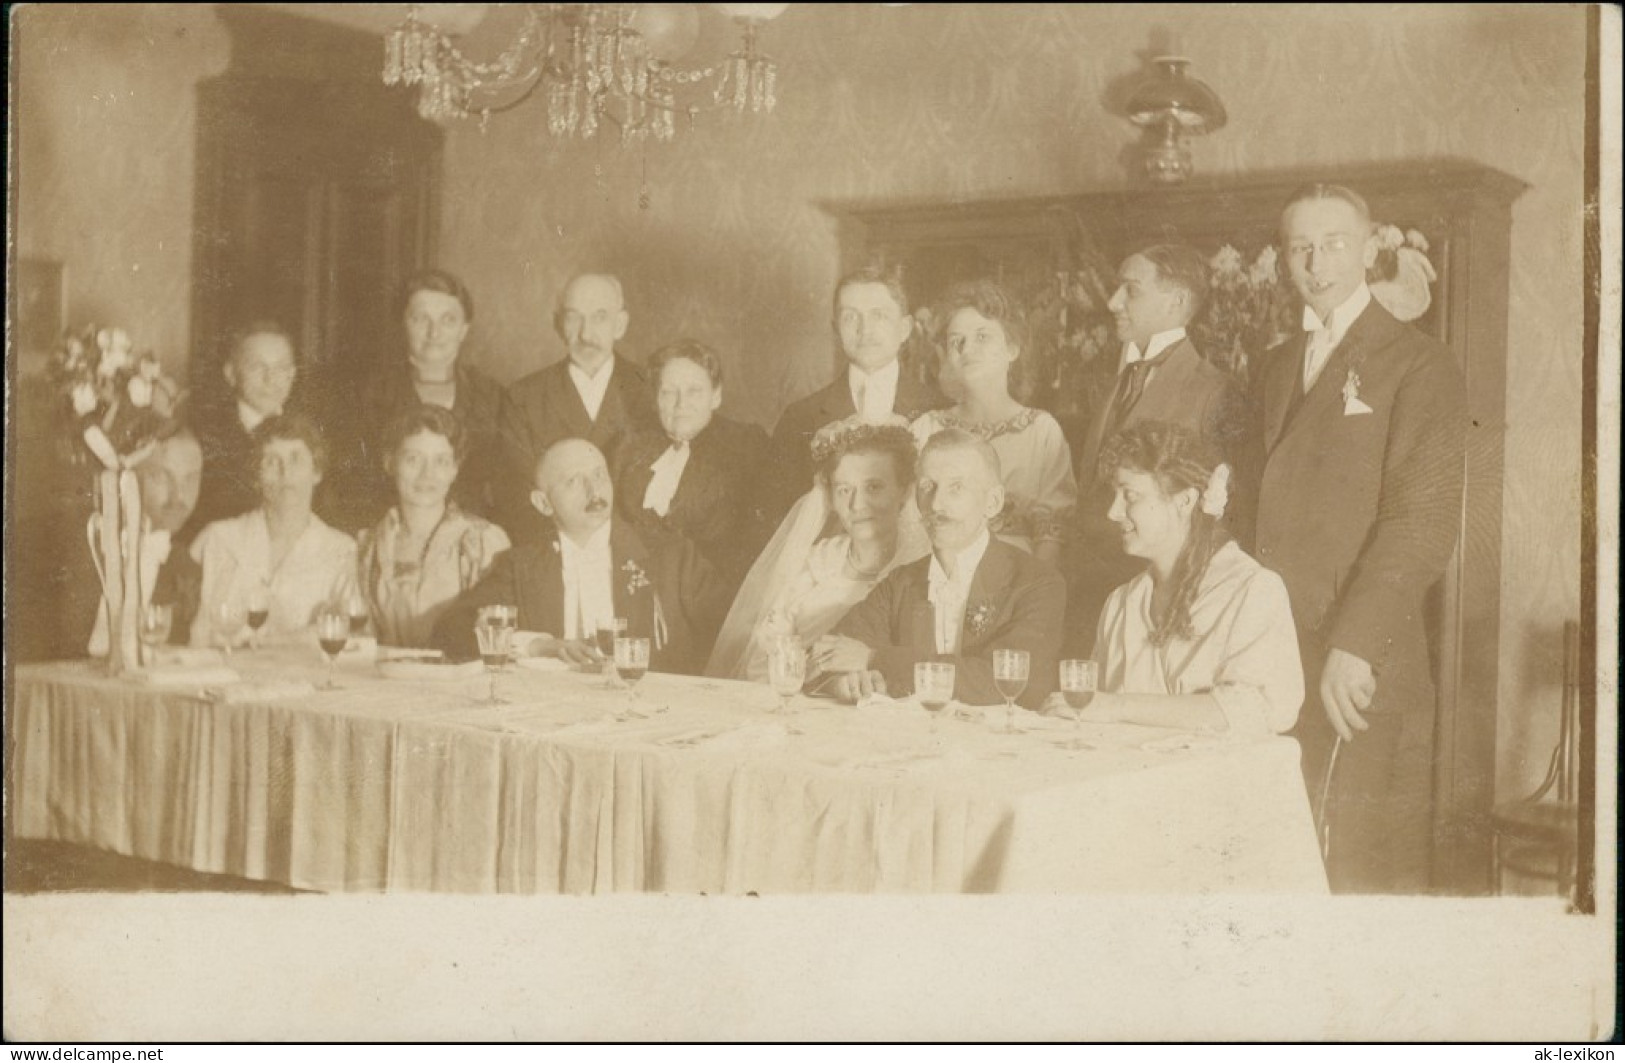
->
<box><xmin>10</xmin><ymin>655</ymin><xmax>1328</xmax><ymax>894</ymax></box>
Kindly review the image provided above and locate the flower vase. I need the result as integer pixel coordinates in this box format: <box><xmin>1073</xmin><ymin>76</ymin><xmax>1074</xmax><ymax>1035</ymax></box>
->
<box><xmin>92</xmin><ymin>468</ymin><xmax>144</xmax><ymax>675</ymax></box>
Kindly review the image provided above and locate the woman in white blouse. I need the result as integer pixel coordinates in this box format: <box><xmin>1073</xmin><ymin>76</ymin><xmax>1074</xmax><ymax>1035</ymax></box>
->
<box><xmin>189</xmin><ymin>413</ymin><xmax>357</xmax><ymax>648</ymax></box>
<box><xmin>356</xmin><ymin>404</ymin><xmax>510</xmax><ymax>648</ymax></box>
<box><xmin>1059</xmin><ymin>419</ymin><xmax>1303</xmax><ymax>737</ymax></box>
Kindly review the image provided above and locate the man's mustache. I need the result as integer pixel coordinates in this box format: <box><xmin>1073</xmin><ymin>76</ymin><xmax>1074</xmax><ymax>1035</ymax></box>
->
<box><xmin>585</xmin><ymin>498</ymin><xmax>609</xmax><ymax>513</ymax></box>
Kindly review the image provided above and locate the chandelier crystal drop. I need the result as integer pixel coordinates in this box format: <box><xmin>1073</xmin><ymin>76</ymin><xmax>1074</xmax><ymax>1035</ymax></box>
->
<box><xmin>383</xmin><ymin>4</ymin><xmax>784</xmax><ymax>144</ymax></box>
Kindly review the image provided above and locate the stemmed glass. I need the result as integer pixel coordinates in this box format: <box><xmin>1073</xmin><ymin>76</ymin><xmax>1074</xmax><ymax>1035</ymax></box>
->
<box><xmin>315</xmin><ymin>610</ymin><xmax>349</xmax><ymax>690</ymax></box>
<box><xmin>211</xmin><ymin>600</ymin><xmax>247</xmax><ymax>660</ymax></box>
<box><xmin>346</xmin><ymin>588</ymin><xmax>371</xmax><ymax>639</ymax></box>
<box><xmin>992</xmin><ymin>648</ymin><xmax>1030</xmax><ymax>734</ymax></box>
<box><xmin>138</xmin><ymin>603</ymin><xmax>173</xmax><ymax>667</ymax></box>
<box><xmin>595</xmin><ymin>617</ymin><xmax>628</xmax><ymax>688</ymax></box>
<box><xmin>1058</xmin><ymin>659</ymin><xmax>1099</xmax><ymax>751</ymax></box>
<box><xmin>613</xmin><ymin>636</ymin><xmax>651</xmax><ymax>720</ymax></box>
<box><xmin>914</xmin><ymin>661</ymin><xmax>956</xmax><ymax>733</ymax></box>
<box><xmin>475</xmin><ymin>604</ymin><xmax>517</xmax><ymax>706</ymax></box>
<box><xmin>245</xmin><ymin>582</ymin><xmax>270</xmax><ymax>650</ymax></box>
<box><xmin>767</xmin><ymin>636</ymin><xmax>807</xmax><ymax>716</ymax></box>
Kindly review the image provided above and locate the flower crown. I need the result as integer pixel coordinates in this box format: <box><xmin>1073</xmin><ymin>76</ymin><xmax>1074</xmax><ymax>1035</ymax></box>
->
<box><xmin>808</xmin><ymin>415</ymin><xmax>915</xmax><ymax>466</ymax></box>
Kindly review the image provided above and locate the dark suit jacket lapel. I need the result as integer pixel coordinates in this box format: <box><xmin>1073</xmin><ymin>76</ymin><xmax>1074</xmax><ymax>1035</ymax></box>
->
<box><xmin>962</xmin><ymin>539</ymin><xmax>1019</xmax><ymax>653</ymax></box>
<box><xmin>609</xmin><ymin>520</ymin><xmax>657</xmax><ymax>636</ymax></box>
<box><xmin>524</xmin><ymin>539</ymin><xmax>567</xmax><ymax>636</ymax></box>
<box><xmin>895</xmin><ymin>560</ymin><xmax>936</xmax><ymax>653</ymax></box>
<box><xmin>1274</xmin><ymin>303</ymin><xmax>1401</xmax><ymax>453</ymax></box>
<box><xmin>895</xmin><ymin>368</ymin><xmax>939</xmax><ymax>420</ymax></box>
<box><xmin>814</xmin><ymin>378</ymin><xmax>855</xmax><ymax>429</ymax></box>
<box><xmin>1264</xmin><ymin>334</ymin><xmax>1307</xmax><ymax>455</ymax></box>
<box><xmin>546</xmin><ymin>362</ymin><xmax>594</xmax><ymax>438</ymax></box>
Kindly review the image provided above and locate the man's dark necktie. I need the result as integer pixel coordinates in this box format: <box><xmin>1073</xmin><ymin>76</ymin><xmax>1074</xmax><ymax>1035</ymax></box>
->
<box><xmin>1105</xmin><ymin>355</ymin><xmax>1163</xmax><ymax>443</ymax></box>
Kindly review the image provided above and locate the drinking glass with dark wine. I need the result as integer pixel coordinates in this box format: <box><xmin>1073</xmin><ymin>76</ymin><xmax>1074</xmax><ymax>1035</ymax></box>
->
<box><xmin>992</xmin><ymin>648</ymin><xmax>1030</xmax><ymax>733</ymax></box>
<box><xmin>1058</xmin><ymin>659</ymin><xmax>1099</xmax><ymax>750</ymax></box>
<box><xmin>613</xmin><ymin>636</ymin><xmax>650</xmax><ymax>719</ymax></box>
<box><xmin>316</xmin><ymin>610</ymin><xmax>349</xmax><ymax>690</ymax></box>
<box><xmin>138</xmin><ymin>603</ymin><xmax>173</xmax><ymax>666</ymax></box>
<box><xmin>595</xmin><ymin>617</ymin><xmax>628</xmax><ymax>687</ymax></box>
<box><xmin>474</xmin><ymin>604</ymin><xmax>516</xmax><ymax>706</ymax></box>
<box><xmin>346</xmin><ymin>588</ymin><xmax>371</xmax><ymax>637</ymax></box>
<box><xmin>914</xmin><ymin>661</ymin><xmax>955</xmax><ymax>732</ymax></box>
<box><xmin>245</xmin><ymin>582</ymin><xmax>270</xmax><ymax>649</ymax></box>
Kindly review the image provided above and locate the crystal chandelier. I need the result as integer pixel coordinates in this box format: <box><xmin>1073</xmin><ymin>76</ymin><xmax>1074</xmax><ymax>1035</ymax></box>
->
<box><xmin>383</xmin><ymin>4</ymin><xmax>788</xmax><ymax>142</ymax></box>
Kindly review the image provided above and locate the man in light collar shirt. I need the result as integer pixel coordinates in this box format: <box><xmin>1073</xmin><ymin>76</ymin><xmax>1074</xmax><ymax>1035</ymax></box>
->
<box><xmin>762</xmin><ymin>264</ymin><xmax>944</xmax><ymax>525</ymax></box>
<box><xmin>435</xmin><ymin>438</ymin><xmax>727</xmax><ymax>675</ymax></box>
<box><xmin>502</xmin><ymin>272</ymin><xmax>659</xmax><ymax>543</ymax></box>
<box><xmin>829</xmin><ymin>429</ymin><xmax>1064</xmax><ymax>708</ymax></box>
<box><xmin>1067</xmin><ymin>245</ymin><xmax>1244</xmax><ymax>656</ymax></box>
<box><xmin>1248</xmin><ymin>183</ymin><xmax>1466</xmax><ymax>893</ymax></box>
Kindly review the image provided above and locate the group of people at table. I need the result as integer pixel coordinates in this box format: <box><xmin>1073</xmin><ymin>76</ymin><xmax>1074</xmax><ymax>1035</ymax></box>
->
<box><xmin>61</xmin><ymin>182</ymin><xmax>1467</xmax><ymax>895</ymax></box>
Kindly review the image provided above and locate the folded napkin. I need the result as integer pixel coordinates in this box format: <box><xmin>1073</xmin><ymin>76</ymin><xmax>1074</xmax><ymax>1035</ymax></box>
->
<box><xmin>337</xmin><ymin>637</ymin><xmax>377</xmax><ymax>662</ymax></box>
<box><xmin>377</xmin><ymin>647</ymin><xmax>444</xmax><ymax>663</ymax></box>
<box><xmin>143</xmin><ymin>666</ymin><xmax>242</xmax><ymax>688</ymax></box>
<box><xmin>208</xmin><ymin>680</ymin><xmax>318</xmax><ymax>704</ymax></box>
<box><xmin>513</xmin><ymin>656</ymin><xmax>571</xmax><ymax>674</ymax></box>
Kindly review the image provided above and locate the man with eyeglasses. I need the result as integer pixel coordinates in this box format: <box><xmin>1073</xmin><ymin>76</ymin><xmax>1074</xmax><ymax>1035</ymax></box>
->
<box><xmin>1248</xmin><ymin>183</ymin><xmax>1467</xmax><ymax>894</ymax></box>
<box><xmin>502</xmin><ymin>272</ymin><xmax>659</xmax><ymax>542</ymax></box>
<box><xmin>762</xmin><ymin>264</ymin><xmax>944</xmax><ymax>525</ymax></box>
<box><xmin>182</xmin><ymin>321</ymin><xmax>302</xmax><ymax>543</ymax></box>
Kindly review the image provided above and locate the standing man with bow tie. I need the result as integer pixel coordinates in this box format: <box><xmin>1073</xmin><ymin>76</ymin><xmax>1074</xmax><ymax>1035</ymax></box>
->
<box><xmin>501</xmin><ymin>272</ymin><xmax>659</xmax><ymax>542</ymax></box>
<box><xmin>761</xmin><ymin>264</ymin><xmax>944</xmax><ymax>526</ymax></box>
<box><xmin>1250</xmin><ymin>184</ymin><xmax>1466</xmax><ymax>894</ymax></box>
<box><xmin>1066</xmin><ymin>244</ymin><xmax>1244</xmax><ymax>654</ymax></box>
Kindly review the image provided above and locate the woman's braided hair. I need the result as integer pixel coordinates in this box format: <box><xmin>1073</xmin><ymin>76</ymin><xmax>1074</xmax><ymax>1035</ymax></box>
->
<box><xmin>1098</xmin><ymin>420</ymin><xmax>1230</xmax><ymax>647</ymax></box>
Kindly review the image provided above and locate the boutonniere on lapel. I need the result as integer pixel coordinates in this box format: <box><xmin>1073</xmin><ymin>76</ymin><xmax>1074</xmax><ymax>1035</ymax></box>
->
<box><xmin>1341</xmin><ymin>367</ymin><xmax>1374</xmax><ymax>416</ymax></box>
<box><xmin>965</xmin><ymin>599</ymin><xmax>998</xmax><ymax>639</ymax></box>
<box><xmin>622</xmin><ymin>559</ymin><xmax>651</xmax><ymax>597</ymax></box>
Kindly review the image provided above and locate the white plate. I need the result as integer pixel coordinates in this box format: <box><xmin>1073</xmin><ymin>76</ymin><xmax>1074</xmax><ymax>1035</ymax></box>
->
<box><xmin>513</xmin><ymin>656</ymin><xmax>571</xmax><ymax>674</ymax></box>
<box><xmin>377</xmin><ymin>659</ymin><xmax>483</xmax><ymax>682</ymax></box>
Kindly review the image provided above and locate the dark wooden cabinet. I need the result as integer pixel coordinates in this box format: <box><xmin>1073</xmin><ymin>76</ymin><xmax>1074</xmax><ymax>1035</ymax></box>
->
<box><xmin>191</xmin><ymin>5</ymin><xmax>440</xmax><ymax>514</ymax></box>
<box><xmin>828</xmin><ymin>159</ymin><xmax>1527</xmax><ymax>892</ymax></box>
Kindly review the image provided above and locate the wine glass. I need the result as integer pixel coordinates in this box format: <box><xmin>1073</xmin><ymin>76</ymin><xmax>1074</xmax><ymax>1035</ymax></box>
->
<box><xmin>315</xmin><ymin>610</ymin><xmax>349</xmax><ymax>690</ymax></box>
<box><xmin>613</xmin><ymin>636</ymin><xmax>650</xmax><ymax>720</ymax></box>
<box><xmin>992</xmin><ymin>648</ymin><xmax>1030</xmax><ymax>734</ymax></box>
<box><xmin>138</xmin><ymin>603</ymin><xmax>173</xmax><ymax>666</ymax></box>
<box><xmin>211</xmin><ymin>600</ymin><xmax>247</xmax><ymax>659</ymax></box>
<box><xmin>767</xmin><ymin>636</ymin><xmax>807</xmax><ymax>715</ymax></box>
<box><xmin>245</xmin><ymin>582</ymin><xmax>270</xmax><ymax>650</ymax></box>
<box><xmin>474</xmin><ymin>605</ymin><xmax>516</xmax><ymax>706</ymax></box>
<box><xmin>914</xmin><ymin>661</ymin><xmax>956</xmax><ymax>732</ymax></box>
<box><xmin>345</xmin><ymin>587</ymin><xmax>371</xmax><ymax>638</ymax></box>
<box><xmin>1058</xmin><ymin>659</ymin><xmax>1099</xmax><ymax>750</ymax></box>
<box><xmin>595</xmin><ymin>617</ymin><xmax>628</xmax><ymax>688</ymax></box>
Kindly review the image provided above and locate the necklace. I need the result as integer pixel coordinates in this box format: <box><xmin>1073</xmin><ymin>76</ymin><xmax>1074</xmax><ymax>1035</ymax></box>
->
<box><xmin>844</xmin><ymin>542</ymin><xmax>891</xmax><ymax>581</ymax></box>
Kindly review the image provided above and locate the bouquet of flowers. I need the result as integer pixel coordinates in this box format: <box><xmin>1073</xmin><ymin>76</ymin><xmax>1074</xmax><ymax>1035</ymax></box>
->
<box><xmin>50</xmin><ymin>325</ymin><xmax>184</xmax><ymax>672</ymax></box>
<box><xmin>1191</xmin><ymin>244</ymin><xmax>1297</xmax><ymax>381</ymax></box>
<box><xmin>51</xmin><ymin>325</ymin><xmax>181</xmax><ymax>470</ymax></box>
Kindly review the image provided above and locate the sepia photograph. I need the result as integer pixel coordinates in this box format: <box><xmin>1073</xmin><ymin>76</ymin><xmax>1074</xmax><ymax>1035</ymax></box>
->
<box><xmin>3</xmin><ymin>1</ymin><xmax>1617</xmax><ymax>1044</ymax></box>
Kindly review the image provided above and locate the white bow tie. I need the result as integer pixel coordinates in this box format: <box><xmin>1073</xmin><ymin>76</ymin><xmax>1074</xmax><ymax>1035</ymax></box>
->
<box><xmin>643</xmin><ymin>442</ymin><xmax>691</xmax><ymax>517</ymax></box>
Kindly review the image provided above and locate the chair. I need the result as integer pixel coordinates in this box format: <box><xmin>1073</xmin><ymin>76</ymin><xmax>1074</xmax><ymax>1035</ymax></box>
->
<box><xmin>1489</xmin><ymin>621</ymin><xmax>1582</xmax><ymax>898</ymax></box>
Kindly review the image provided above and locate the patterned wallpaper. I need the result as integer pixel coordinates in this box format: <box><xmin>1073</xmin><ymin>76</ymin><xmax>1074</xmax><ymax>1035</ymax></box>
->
<box><xmin>10</xmin><ymin>5</ymin><xmax>1590</xmax><ymax>801</ymax></box>
<box><xmin>438</xmin><ymin>4</ymin><xmax>1587</xmax><ymax>799</ymax></box>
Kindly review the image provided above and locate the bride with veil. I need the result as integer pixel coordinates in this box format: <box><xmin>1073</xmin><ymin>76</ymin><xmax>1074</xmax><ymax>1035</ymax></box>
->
<box><xmin>706</xmin><ymin>417</ymin><xmax>927</xmax><ymax>681</ymax></box>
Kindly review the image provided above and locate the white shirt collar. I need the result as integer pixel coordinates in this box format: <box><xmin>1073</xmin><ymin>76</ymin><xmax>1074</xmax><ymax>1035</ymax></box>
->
<box><xmin>928</xmin><ymin>527</ymin><xmax>992</xmax><ymax>596</ymax></box>
<box><xmin>238</xmin><ymin>400</ymin><xmax>278</xmax><ymax>433</ymax></box>
<box><xmin>568</xmin><ymin>358</ymin><xmax>615</xmax><ymax>421</ymax></box>
<box><xmin>848</xmin><ymin>359</ymin><xmax>901</xmax><ymax>422</ymax></box>
<box><xmin>1302</xmin><ymin>283</ymin><xmax>1372</xmax><ymax>341</ymax></box>
<box><xmin>1122</xmin><ymin>326</ymin><xmax>1186</xmax><ymax>368</ymax></box>
<box><xmin>559</xmin><ymin>519</ymin><xmax>613</xmax><ymax>561</ymax></box>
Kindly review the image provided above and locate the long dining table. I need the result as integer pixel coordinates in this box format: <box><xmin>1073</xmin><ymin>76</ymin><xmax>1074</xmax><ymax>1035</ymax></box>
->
<box><xmin>8</xmin><ymin>650</ymin><xmax>1328</xmax><ymax>894</ymax></box>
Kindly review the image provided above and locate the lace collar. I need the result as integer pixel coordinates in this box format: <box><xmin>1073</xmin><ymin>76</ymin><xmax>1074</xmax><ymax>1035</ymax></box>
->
<box><xmin>930</xmin><ymin>407</ymin><xmax>1040</xmax><ymax>442</ymax></box>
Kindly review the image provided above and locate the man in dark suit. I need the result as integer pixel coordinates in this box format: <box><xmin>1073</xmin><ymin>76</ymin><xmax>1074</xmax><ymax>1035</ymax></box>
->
<box><xmin>1066</xmin><ymin>244</ymin><xmax>1245</xmax><ymax>653</ymax></box>
<box><xmin>827</xmin><ymin>428</ymin><xmax>1066</xmax><ymax>710</ymax></box>
<box><xmin>181</xmin><ymin>322</ymin><xmax>301</xmax><ymax>545</ymax></box>
<box><xmin>500</xmin><ymin>272</ymin><xmax>659</xmax><ymax>541</ymax></box>
<box><xmin>1251</xmin><ymin>184</ymin><xmax>1466</xmax><ymax>893</ymax></box>
<box><xmin>434</xmin><ymin>438</ymin><xmax>728</xmax><ymax>675</ymax></box>
<box><xmin>761</xmin><ymin>264</ymin><xmax>942</xmax><ymax>525</ymax></box>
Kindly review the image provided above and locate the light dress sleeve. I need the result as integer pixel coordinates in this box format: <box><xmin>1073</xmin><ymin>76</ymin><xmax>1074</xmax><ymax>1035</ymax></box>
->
<box><xmin>1024</xmin><ymin>413</ymin><xmax>1079</xmax><ymax>546</ymax></box>
<box><xmin>1205</xmin><ymin>567</ymin><xmax>1304</xmax><ymax>736</ymax></box>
